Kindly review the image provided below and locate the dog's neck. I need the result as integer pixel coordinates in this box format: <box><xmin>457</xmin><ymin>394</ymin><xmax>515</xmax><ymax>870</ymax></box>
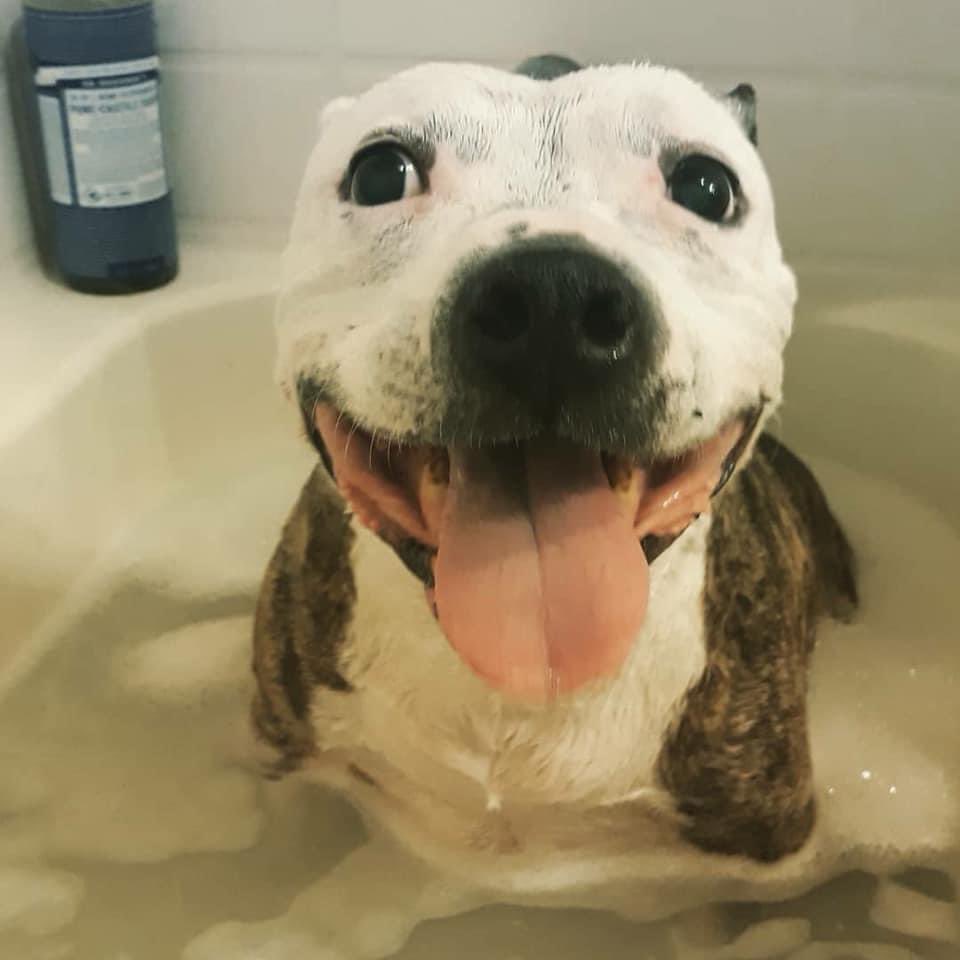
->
<box><xmin>318</xmin><ymin>515</ymin><xmax>709</xmax><ymax>813</ymax></box>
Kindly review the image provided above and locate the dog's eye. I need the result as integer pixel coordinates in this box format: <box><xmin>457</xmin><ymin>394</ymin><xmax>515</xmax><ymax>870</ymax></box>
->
<box><xmin>668</xmin><ymin>155</ymin><xmax>738</xmax><ymax>224</ymax></box>
<box><xmin>349</xmin><ymin>145</ymin><xmax>424</xmax><ymax>206</ymax></box>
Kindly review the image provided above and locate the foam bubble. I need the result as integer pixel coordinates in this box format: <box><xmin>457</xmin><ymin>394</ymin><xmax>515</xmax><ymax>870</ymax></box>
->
<box><xmin>119</xmin><ymin>465</ymin><xmax>310</xmax><ymax>598</ymax></box>
<box><xmin>0</xmin><ymin>602</ymin><xmax>264</xmax><ymax>864</ymax></box>
<box><xmin>789</xmin><ymin>943</ymin><xmax>916</xmax><ymax>960</ymax></box>
<box><xmin>870</xmin><ymin>879</ymin><xmax>959</xmax><ymax>944</ymax></box>
<box><xmin>0</xmin><ymin>866</ymin><xmax>84</xmax><ymax>936</ymax></box>
<box><xmin>1</xmin><ymin>446</ymin><xmax>957</xmax><ymax>959</ymax></box>
<box><xmin>720</xmin><ymin>918</ymin><xmax>811</xmax><ymax>959</ymax></box>
<box><xmin>112</xmin><ymin>615</ymin><xmax>251</xmax><ymax>703</ymax></box>
<box><xmin>184</xmin><ymin>838</ymin><xmax>480</xmax><ymax>960</ymax></box>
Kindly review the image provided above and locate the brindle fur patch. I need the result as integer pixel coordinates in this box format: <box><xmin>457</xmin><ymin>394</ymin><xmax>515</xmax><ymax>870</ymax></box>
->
<box><xmin>657</xmin><ymin>433</ymin><xmax>857</xmax><ymax>861</ymax></box>
<box><xmin>251</xmin><ymin>466</ymin><xmax>355</xmax><ymax>775</ymax></box>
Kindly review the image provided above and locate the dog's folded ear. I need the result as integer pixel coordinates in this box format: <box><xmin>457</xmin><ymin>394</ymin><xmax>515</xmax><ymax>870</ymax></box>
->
<box><xmin>515</xmin><ymin>54</ymin><xmax>582</xmax><ymax>80</ymax></box>
<box><xmin>724</xmin><ymin>83</ymin><xmax>758</xmax><ymax>146</ymax></box>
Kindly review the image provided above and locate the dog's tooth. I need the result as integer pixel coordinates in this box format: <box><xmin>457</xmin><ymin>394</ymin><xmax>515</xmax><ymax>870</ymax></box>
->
<box><xmin>615</xmin><ymin>472</ymin><xmax>641</xmax><ymax>508</ymax></box>
<box><xmin>427</xmin><ymin>448</ymin><xmax>450</xmax><ymax>485</ymax></box>
<box><xmin>418</xmin><ymin>451</ymin><xmax>449</xmax><ymax>537</ymax></box>
<box><xmin>603</xmin><ymin>454</ymin><xmax>635</xmax><ymax>492</ymax></box>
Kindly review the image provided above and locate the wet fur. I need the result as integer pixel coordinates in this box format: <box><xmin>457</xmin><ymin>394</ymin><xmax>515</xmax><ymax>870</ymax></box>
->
<box><xmin>254</xmin><ymin>59</ymin><xmax>856</xmax><ymax>871</ymax></box>
<box><xmin>252</xmin><ymin>433</ymin><xmax>857</xmax><ymax>861</ymax></box>
<box><xmin>658</xmin><ymin>434</ymin><xmax>857</xmax><ymax>861</ymax></box>
<box><xmin>252</xmin><ymin>468</ymin><xmax>355</xmax><ymax>775</ymax></box>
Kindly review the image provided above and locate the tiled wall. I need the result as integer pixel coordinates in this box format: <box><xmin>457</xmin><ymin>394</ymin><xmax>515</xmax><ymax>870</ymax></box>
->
<box><xmin>0</xmin><ymin>0</ymin><xmax>31</xmax><ymax>263</ymax></box>
<box><xmin>1</xmin><ymin>1</ymin><xmax>958</xmax><ymax>266</ymax></box>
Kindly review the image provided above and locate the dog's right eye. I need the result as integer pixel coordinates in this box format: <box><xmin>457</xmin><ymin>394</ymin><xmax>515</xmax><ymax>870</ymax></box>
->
<box><xmin>348</xmin><ymin>145</ymin><xmax>424</xmax><ymax>206</ymax></box>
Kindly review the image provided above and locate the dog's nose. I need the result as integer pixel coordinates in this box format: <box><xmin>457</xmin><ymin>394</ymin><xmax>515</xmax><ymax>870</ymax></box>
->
<box><xmin>447</xmin><ymin>239</ymin><xmax>658</xmax><ymax>417</ymax></box>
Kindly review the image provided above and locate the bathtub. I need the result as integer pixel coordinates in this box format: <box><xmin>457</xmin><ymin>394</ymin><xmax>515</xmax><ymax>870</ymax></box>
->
<box><xmin>0</xmin><ymin>257</ymin><xmax>957</xmax><ymax>959</ymax></box>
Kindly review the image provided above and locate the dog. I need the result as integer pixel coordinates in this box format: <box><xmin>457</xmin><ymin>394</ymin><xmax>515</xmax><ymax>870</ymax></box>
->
<box><xmin>252</xmin><ymin>54</ymin><xmax>858</xmax><ymax>881</ymax></box>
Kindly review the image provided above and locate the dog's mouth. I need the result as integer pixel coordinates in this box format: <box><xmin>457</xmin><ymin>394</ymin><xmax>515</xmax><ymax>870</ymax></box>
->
<box><xmin>313</xmin><ymin>404</ymin><xmax>760</xmax><ymax>703</ymax></box>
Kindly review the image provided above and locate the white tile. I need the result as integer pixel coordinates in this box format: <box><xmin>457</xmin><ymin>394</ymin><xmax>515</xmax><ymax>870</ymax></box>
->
<box><xmin>160</xmin><ymin>52</ymin><xmax>341</xmax><ymax>223</ymax></box>
<box><xmin>757</xmin><ymin>80</ymin><xmax>960</xmax><ymax>266</ymax></box>
<box><xmin>340</xmin><ymin>56</ymin><xmax>433</xmax><ymax>97</ymax></box>
<box><xmin>0</xmin><ymin>0</ymin><xmax>20</xmax><ymax>35</ymax></box>
<box><xmin>154</xmin><ymin>0</ymin><xmax>338</xmax><ymax>54</ymax></box>
<box><xmin>339</xmin><ymin>0</ymin><xmax>960</xmax><ymax>80</ymax></box>
<box><xmin>1</xmin><ymin>5</ymin><xmax>41</xmax><ymax>262</ymax></box>
<box><xmin>0</xmin><ymin>78</ymin><xmax>31</xmax><ymax>262</ymax></box>
<box><xmin>340</xmin><ymin>54</ymin><xmax>514</xmax><ymax>96</ymax></box>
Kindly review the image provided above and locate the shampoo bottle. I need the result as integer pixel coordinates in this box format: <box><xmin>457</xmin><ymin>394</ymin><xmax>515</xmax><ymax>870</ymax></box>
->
<box><xmin>7</xmin><ymin>0</ymin><xmax>178</xmax><ymax>293</ymax></box>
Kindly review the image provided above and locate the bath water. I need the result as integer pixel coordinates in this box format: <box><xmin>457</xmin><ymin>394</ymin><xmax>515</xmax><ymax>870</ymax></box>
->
<box><xmin>0</xmin><ymin>447</ymin><xmax>957</xmax><ymax>958</ymax></box>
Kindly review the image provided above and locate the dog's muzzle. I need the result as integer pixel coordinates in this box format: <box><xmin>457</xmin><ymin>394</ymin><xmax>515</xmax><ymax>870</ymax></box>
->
<box><xmin>433</xmin><ymin>235</ymin><xmax>666</xmax><ymax>446</ymax></box>
<box><xmin>302</xmin><ymin>235</ymin><xmax>764</xmax><ymax>704</ymax></box>
<box><xmin>446</xmin><ymin>237</ymin><xmax>658</xmax><ymax>414</ymax></box>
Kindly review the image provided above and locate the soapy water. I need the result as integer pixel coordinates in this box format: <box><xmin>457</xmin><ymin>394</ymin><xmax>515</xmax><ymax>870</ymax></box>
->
<box><xmin>0</xmin><ymin>455</ymin><xmax>958</xmax><ymax>960</ymax></box>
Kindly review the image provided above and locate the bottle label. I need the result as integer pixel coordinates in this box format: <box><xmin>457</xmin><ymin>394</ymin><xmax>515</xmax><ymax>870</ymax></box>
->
<box><xmin>34</xmin><ymin>56</ymin><xmax>169</xmax><ymax>209</ymax></box>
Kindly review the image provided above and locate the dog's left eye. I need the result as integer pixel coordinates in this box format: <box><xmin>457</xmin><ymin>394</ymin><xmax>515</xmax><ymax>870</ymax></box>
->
<box><xmin>349</xmin><ymin>145</ymin><xmax>424</xmax><ymax>206</ymax></box>
<box><xmin>668</xmin><ymin>155</ymin><xmax>738</xmax><ymax>224</ymax></box>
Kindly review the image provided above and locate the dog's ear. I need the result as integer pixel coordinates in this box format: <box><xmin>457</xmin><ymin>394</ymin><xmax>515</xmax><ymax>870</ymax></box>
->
<box><xmin>724</xmin><ymin>83</ymin><xmax>758</xmax><ymax>146</ymax></box>
<box><xmin>317</xmin><ymin>96</ymin><xmax>357</xmax><ymax>133</ymax></box>
<box><xmin>515</xmin><ymin>54</ymin><xmax>582</xmax><ymax>81</ymax></box>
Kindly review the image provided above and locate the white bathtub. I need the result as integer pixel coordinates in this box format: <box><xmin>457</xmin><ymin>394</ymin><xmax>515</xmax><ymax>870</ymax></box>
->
<box><xmin>0</xmin><ymin>261</ymin><xmax>957</xmax><ymax>958</ymax></box>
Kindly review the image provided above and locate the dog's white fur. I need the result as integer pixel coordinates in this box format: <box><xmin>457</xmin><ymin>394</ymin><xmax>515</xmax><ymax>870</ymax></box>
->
<box><xmin>306</xmin><ymin>512</ymin><xmax>709</xmax><ymax>880</ymax></box>
<box><xmin>277</xmin><ymin>63</ymin><xmax>795</xmax><ymax>452</ymax></box>
<box><xmin>274</xmin><ymin>61</ymin><xmax>798</xmax><ymax>886</ymax></box>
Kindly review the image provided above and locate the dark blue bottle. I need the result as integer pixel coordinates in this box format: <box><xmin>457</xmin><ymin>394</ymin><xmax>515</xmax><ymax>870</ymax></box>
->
<box><xmin>8</xmin><ymin>0</ymin><xmax>177</xmax><ymax>293</ymax></box>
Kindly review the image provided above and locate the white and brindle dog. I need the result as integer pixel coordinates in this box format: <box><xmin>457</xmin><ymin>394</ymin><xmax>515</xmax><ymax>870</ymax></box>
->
<box><xmin>255</xmin><ymin>55</ymin><xmax>858</xmax><ymax>889</ymax></box>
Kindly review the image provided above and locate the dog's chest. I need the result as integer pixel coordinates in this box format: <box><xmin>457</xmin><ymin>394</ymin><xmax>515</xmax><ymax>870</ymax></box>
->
<box><xmin>307</xmin><ymin>521</ymin><xmax>709</xmax><ymax>845</ymax></box>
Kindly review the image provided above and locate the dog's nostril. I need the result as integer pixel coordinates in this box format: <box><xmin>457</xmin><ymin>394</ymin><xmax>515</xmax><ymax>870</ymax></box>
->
<box><xmin>472</xmin><ymin>281</ymin><xmax>529</xmax><ymax>344</ymax></box>
<box><xmin>446</xmin><ymin>241</ymin><xmax>660</xmax><ymax>417</ymax></box>
<box><xmin>581</xmin><ymin>291</ymin><xmax>629</xmax><ymax>350</ymax></box>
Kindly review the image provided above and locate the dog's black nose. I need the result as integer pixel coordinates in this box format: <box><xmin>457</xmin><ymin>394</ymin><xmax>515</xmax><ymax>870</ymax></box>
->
<box><xmin>446</xmin><ymin>239</ymin><xmax>659</xmax><ymax>420</ymax></box>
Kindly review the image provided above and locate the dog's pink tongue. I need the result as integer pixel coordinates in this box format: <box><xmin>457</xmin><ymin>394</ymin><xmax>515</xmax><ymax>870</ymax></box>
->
<box><xmin>434</xmin><ymin>441</ymin><xmax>649</xmax><ymax>703</ymax></box>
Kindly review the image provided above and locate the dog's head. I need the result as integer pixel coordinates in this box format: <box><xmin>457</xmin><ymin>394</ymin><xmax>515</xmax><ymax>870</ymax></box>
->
<box><xmin>276</xmin><ymin>57</ymin><xmax>797</xmax><ymax>703</ymax></box>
